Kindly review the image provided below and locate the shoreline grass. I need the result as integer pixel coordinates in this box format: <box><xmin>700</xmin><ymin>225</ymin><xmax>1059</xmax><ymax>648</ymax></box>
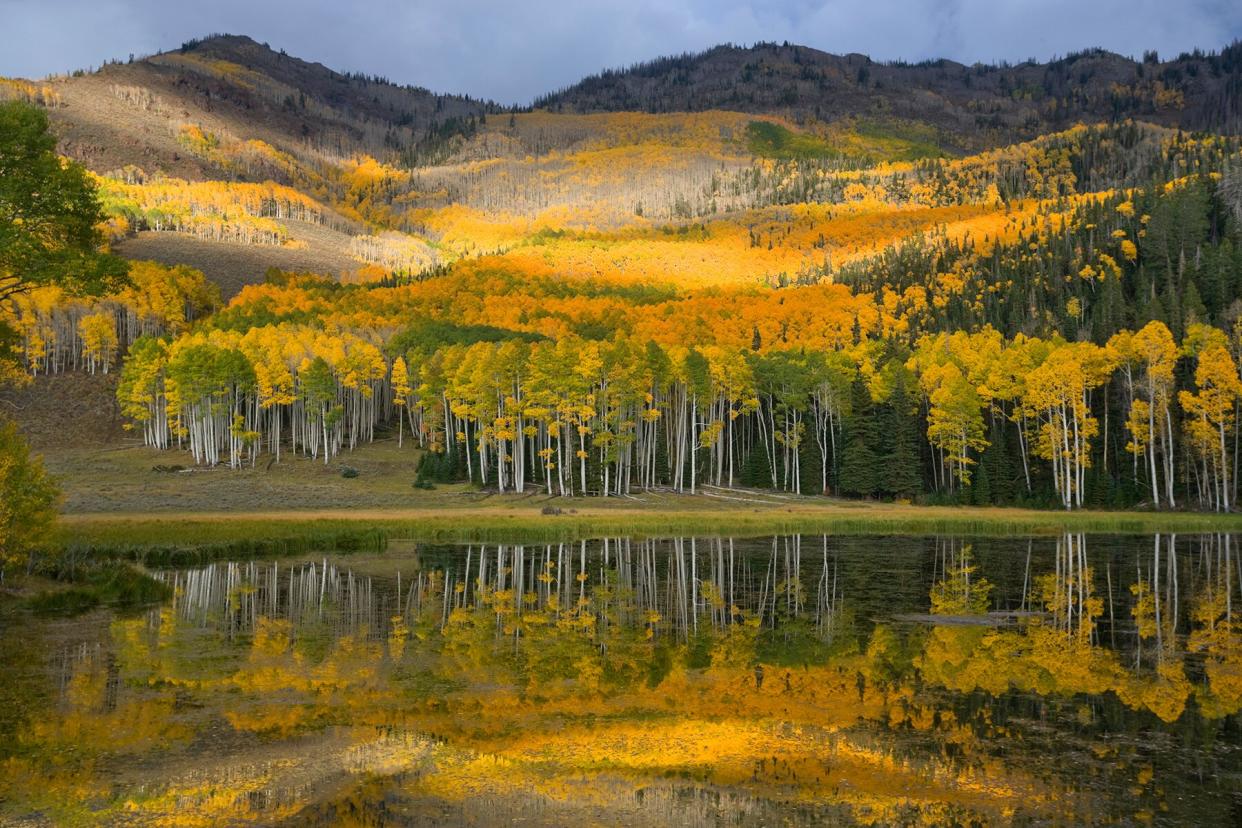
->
<box><xmin>23</xmin><ymin>563</ymin><xmax>173</xmax><ymax>615</ymax></box>
<box><xmin>52</xmin><ymin>500</ymin><xmax>1242</xmax><ymax>563</ymax></box>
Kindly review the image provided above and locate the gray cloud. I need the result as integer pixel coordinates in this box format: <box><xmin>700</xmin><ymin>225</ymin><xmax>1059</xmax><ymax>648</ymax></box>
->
<box><xmin>2</xmin><ymin>0</ymin><xmax>1240</xmax><ymax>104</ymax></box>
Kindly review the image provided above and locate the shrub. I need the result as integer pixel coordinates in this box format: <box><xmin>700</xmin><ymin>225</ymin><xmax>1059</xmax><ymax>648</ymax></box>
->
<box><xmin>0</xmin><ymin>419</ymin><xmax>60</xmax><ymax>577</ymax></box>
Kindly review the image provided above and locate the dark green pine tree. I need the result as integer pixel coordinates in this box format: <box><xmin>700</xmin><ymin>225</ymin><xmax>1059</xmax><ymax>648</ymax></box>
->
<box><xmin>970</xmin><ymin>460</ymin><xmax>993</xmax><ymax>505</ymax></box>
<box><xmin>1181</xmin><ymin>278</ymin><xmax>1207</xmax><ymax>327</ymax></box>
<box><xmin>1162</xmin><ymin>285</ymin><xmax>1184</xmax><ymax>339</ymax></box>
<box><xmin>1133</xmin><ymin>268</ymin><xmax>1154</xmax><ymax>317</ymax></box>
<box><xmin>738</xmin><ymin>439</ymin><xmax>769</xmax><ymax>487</ymax></box>
<box><xmin>839</xmin><ymin>377</ymin><xmax>878</xmax><ymax>497</ymax></box>
<box><xmin>1231</xmin><ymin>240</ymin><xmax>1242</xmax><ymax>301</ymax></box>
<box><xmin>1142</xmin><ymin>291</ymin><xmax>1168</xmax><ymax>329</ymax></box>
<box><xmin>968</xmin><ymin>418</ymin><xmax>1016</xmax><ymax>506</ymax></box>
<box><xmin>1092</xmin><ymin>268</ymin><xmax>1127</xmax><ymax>341</ymax></box>
<box><xmin>1003</xmin><ymin>288</ymin><xmax>1026</xmax><ymax>336</ymax></box>
<box><xmin>1196</xmin><ymin>245</ymin><xmax>1225</xmax><ymax>318</ymax></box>
<box><xmin>878</xmin><ymin>373</ymin><xmax>922</xmax><ymax>500</ymax></box>
<box><xmin>987</xmin><ymin>419</ymin><xmax>1016</xmax><ymax>504</ymax></box>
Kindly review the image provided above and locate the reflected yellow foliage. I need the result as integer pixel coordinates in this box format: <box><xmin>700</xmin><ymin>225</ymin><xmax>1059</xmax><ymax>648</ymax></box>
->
<box><xmin>6</xmin><ymin>536</ymin><xmax>1241</xmax><ymax>825</ymax></box>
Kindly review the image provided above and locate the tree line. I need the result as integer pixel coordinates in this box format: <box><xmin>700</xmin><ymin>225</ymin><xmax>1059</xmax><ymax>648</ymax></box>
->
<box><xmin>108</xmin><ymin>315</ymin><xmax>1242</xmax><ymax>511</ymax></box>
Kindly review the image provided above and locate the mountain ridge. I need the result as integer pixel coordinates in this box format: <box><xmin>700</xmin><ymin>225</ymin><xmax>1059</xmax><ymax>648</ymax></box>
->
<box><xmin>535</xmin><ymin>40</ymin><xmax>1242</xmax><ymax>147</ymax></box>
<box><xmin>4</xmin><ymin>33</ymin><xmax>1240</xmax><ymax>297</ymax></box>
<box><xmin>10</xmin><ymin>33</ymin><xmax>1242</xmax><ymax>175</ymax></box>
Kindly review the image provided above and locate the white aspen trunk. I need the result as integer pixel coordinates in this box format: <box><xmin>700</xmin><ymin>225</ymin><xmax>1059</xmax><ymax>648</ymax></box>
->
<box><xmin>1148</xmin><ymin>398</ymin><xmax>1161</xmax><ymax>508</ymax></box>
<box><xmin>1164</xmin><ymin>409</ymin><xmax>1177</xmax><ymax>508</ymax></box>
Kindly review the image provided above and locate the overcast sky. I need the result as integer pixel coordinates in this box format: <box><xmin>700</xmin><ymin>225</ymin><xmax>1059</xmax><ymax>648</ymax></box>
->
<box><xmin>3</xmin><ymin>0</ymin><xmax>1240</xmax><ymax>105</ymax></box>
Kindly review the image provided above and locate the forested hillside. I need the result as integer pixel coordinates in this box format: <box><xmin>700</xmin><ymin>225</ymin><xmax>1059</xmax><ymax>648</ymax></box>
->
<box><xmin>4</xmin><ymin>36</ymin><xmax>1242</xmax><ymax>510</ymax></box>
<box><xmin>538</xmin><ymin>42</ymin><xmax>1242</xmax><ymax>144</ymax></box>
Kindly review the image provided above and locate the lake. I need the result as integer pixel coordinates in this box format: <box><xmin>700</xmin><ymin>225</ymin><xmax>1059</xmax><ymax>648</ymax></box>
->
<box><xmin>2</xmin><ymin>533</ymin><xmax>1241</xmax><ymax>825</ymax></box>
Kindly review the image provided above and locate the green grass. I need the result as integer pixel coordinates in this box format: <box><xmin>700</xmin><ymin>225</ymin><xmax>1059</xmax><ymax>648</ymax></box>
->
<box><xmin>26</xmin><ymin>562</ymin><xmax>172</xmax><ymax>615</ymax></box>
<box><xmin>746</xmin><ymin>121</ymin><xmax>840</xmax><ymax>161</ymax></box>
<box><xmin>850</xmin><ymin>118</ymin><xmax>946</xmax><ymax>161</ymax></box>
<box><xmin>745</xmin><ymin>118</ymin><xmax>947</xmax><ymax>164</ymax></box>
<box><xmin>53</xmin><ymin>502</ymin><xmax>1242</xmax><ymax>562</ymax></box>
<box><xmin>58</xmin><ymin>526</ymin><xmax>390</xmax><ymax>566</ymax></box>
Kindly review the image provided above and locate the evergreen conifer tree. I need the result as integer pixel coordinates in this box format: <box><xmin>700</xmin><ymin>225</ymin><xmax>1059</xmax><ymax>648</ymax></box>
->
<box><xmin>839</xmin><ymin>377</ymin><xmax>878</xmax><ymax>497</ymax></box>
<box><xmin>878</xmin><ymin>373</ymin><xmax>922</xmax><ymax>499</ymax></box>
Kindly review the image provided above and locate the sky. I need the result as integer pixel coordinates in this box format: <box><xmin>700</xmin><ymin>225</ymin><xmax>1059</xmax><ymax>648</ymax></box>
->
<box><xmin>3</xmin><ymin>0</ymin><xmax>1241</xmax><ymax>105</ymax></box>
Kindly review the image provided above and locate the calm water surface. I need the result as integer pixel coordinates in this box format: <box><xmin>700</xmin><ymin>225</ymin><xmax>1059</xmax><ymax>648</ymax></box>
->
<box><xmin>2</xmin><ymin>534</ymin><xmax>1242</xmax><ymax>826</ymax></box>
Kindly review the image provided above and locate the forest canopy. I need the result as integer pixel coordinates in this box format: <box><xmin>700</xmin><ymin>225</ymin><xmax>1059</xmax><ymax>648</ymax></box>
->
<box><xmin>10</xmin><ymin>123</ymin><xmax>1231</xmax><ymax>512</ymax></box>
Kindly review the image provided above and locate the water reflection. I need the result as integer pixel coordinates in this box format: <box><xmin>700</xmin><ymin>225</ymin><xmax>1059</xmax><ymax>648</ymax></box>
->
<box><xmin>3</xmin><ymin>533</ymin><xmax>1241</xmax><ymax>825</ymax></box>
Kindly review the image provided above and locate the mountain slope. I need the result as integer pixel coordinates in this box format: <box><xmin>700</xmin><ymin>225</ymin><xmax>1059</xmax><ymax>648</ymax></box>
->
<box><xmin>3</xmin><ymin>35</ymin><xmax>1240</xmax><ymax>296</ymax></box>
<box><xmin>38</xmin><ymin>34</ymin><xmax>492</xmax><ymax>180</ymax></box>
<box><xmin>6</xmin><ymin>35</ymin><xmax>1242</xmax><ymax>515</ymax></box>
<box><xmin>21</xmin><ymin>35</ymin><xmax>1242</xmax><ymax>180</ymax></box>
<box><xmin>537</xmin><ymin>42</ymin><xmax>1242</xmax><ymax>150</ymax></box>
